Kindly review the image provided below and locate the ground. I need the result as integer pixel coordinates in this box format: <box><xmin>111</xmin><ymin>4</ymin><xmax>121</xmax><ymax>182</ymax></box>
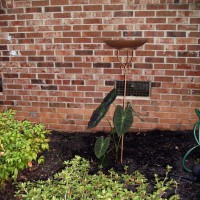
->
<box><xmin>1</xmin><ymin>130</ymin><xmax>200</xmax><ymax>200</ymax></box>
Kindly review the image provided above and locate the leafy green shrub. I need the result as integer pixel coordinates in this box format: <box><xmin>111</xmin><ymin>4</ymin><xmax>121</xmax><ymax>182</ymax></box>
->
<box><xmin>15</xmin><ymin>156</ymin><xmax>180</xmax><ymax>200</ymax></box>
<box><xmin>0</xmin><ymin>109</ymin><xmax>50</xmax><ymax>186</ymax></box>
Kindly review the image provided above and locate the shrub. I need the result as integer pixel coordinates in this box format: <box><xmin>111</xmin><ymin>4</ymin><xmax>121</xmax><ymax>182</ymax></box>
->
<box><xmin>15</xmin><ymin>156</ymin><xmax>180</xmax><ymax>200</ymax></box>
<box><xmin>0</xmin><ymin>109</ymin><xmax>50</xmax><ymax>187</ymax></box>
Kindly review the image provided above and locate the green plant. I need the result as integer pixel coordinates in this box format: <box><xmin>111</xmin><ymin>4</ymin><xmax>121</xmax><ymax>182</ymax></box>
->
<box><xmin>88</xmin><ymin>88</ymin><xmax>141</xmax><ymax>163</ymax></box>
<box><xmin>0</xmin><ymin>109</ymin><xmax>50</xmax><ymax>187</ymax></box>
<box><xmin>15</xmin><ymin>156</ymin><xmax>180</xmax><ymax>200</ymax></box>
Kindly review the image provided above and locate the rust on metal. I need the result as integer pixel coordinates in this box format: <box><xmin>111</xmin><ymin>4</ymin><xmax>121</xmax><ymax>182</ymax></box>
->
<box><xmin>104</xmin><ymin>39</ymin><xmax>147</xmax><ymax>50</ymax></box>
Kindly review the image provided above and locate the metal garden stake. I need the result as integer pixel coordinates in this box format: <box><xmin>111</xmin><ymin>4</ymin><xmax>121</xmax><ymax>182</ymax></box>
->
<box><xmin>104</xmin><ymin>39</ymin><xmax>147</xmax><ymax>163</ymax></box>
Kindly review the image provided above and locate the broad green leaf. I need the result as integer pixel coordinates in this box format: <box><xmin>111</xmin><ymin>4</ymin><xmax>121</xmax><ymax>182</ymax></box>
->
<box><xmin>94</xmin><ymin>136</ymin><xmax>110</xmax><ymax>158</ymax></box>
<box><xmin>87</xmin><ymin>88</ymin><xmax>118</xmax><ymax>129</ymax></box>
<box><xmin>114</xmin><ymin>105</ymin><xmax>133</xmax><ymax>137</ymax></box>
<box><xmin>103</xmin><ymin>88</ymin><xmax>118</xmax><ymax>106</ymax></box>
<box><xmin>87</xmin><ymin>103</ymin><xmax>108</xmax><ymax>129</ymax></box>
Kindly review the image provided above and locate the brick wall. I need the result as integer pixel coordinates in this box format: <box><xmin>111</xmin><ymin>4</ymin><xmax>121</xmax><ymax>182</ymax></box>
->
<box><xmin>0</xmin><ymin>0</ymin><xmax>199</xmax><ymax>132</ymax></box>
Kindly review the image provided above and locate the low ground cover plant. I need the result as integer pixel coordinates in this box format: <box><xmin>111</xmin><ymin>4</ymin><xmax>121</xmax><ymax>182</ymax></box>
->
<box><xmin>15</xmin><ymin>156</ymin><xmax>180</xmax><ymax>200</ymax></box>
<box><xmin>0</xmin><ymin>109</ymin><xmax>50</xmax><ymax>187</ymax></box>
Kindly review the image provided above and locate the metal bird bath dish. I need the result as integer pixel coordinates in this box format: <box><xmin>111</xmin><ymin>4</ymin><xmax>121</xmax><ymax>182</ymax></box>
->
<box><xmin>104</xmin><ymin>39</ymin><xmax>147</xmax><ymax>163</ymax></box>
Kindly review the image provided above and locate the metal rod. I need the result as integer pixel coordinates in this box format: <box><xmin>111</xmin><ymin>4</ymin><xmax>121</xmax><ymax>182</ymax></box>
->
<box><xmin>118</xmin><ymin>49</ymin><xmax>134</xmax><ymax>164</ymax></box>
<box><xmin>120</xmin><ymin>68</ymin><xmax>127</xmax><ymax>163</ymax></box>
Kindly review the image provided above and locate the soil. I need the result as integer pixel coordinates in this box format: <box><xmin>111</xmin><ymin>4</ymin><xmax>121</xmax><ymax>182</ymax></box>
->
<box><xmin>1</xmin><ymin>130</ymin><xmax>200</xmax><ymax>200</ymax></box>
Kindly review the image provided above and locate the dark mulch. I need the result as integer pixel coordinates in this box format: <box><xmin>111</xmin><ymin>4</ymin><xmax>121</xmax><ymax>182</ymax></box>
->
<box><xmin>1</xmin><ymin>130</ymin><xmax>200</xmax><ymax>199</ymax></box>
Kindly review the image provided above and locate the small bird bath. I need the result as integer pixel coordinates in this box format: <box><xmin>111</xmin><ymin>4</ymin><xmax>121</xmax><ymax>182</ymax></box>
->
<box><xmin>104</xmin><ymin>39</ymin><xmax>147</xmax><ymax>163</ymax></box>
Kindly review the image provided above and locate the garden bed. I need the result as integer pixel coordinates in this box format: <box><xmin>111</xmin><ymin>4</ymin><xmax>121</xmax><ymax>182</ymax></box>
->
<box><xmin>1</xmin><ymin>130</ymin><xmax>200</xmax><ymax>199</ymax></box>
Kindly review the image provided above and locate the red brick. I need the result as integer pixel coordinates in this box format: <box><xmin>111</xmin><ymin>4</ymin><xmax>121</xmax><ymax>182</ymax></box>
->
<box><xmin>54</xmin><ymin>13</ymin><xmax>71</xmax><ymax>18</ymax></box>
<box><xmin>104</xmin><ymin>5</ymin><xmax>123</xmax><ymax>10</ymax></box>
<box><xmin>114</xmin><ymin>11</ymin><xmax>133</xmax><ymax>17</ymax></box>
<box><xmin>7</xmin><ymin>84</ymin><xmax>23</xmax><ymax>89</ymax></box>
<box><xmin>32</xmin><ymin>102</ymin><xmax>48</xmax><ymax>107</ymax></box>
<box><xmin>178</xmin><ymin>25</ymin><xmax>198</xmax><ymax>31</ymax></box>
<box><xmin>145</xmin><ymin>57</ymin><xmax>164</xmax><ymax>63</ymax></box>
<box><xmin>63</xmin><ymin>32</ymin><xmax>81</xmax><ymax>37</ymax></box>
<box><xmin>75</xmin><ymin>50</ymin><xmax>93</xmax><ymax>55</ymax></box>
<box><xmin>83</xmin><ymin>5</ymin><xmax>103</xmax><ymax>11</ymax></box>
<box><xmin>154</xmin><ymin>77</ymin><xmax>173</xmax><ymax>82</ymax></box>
<box><xmin>73</xmin><ymin>25</ymin><xmax>91</xmax><ymax>30</ymax></box>
<box><xmin>147</xmin><ymin>18</ymin><xmax>166</xmax><ymax>23</ymax></box>
<box><xmin>144</xmin><ymin>31</ymin><xmax>164</xmax><ymax>37</ymax></box>
<box><xmin>44</xmin><ymin>7</ymin><xmax>61</xmax><ymax>12</ymax></box>
<box><xmin>65</xmin><ymin>68</ymin><xmax>82</xmax><ymax>73</ymax></box>
<box><xmin>0</xmin><ymin>21</ymin><xmax>7</xmax><ymax>26</ymax></box>
<box><xmin>135</xmin><ymin>50</ymin><xmax>155</xmax><ymax>56</ymax></box>
<box><xmin>54</xmin><ymin>26</ymin><xmax>71</xmax><ymax>31</ymax></box>
<box><xmin>168</xmin><ymin>4</ymin><xmax>189</xmax><ymax>9</ymax></box>
<box><xmin>0</xmin><ymin>15</ymin><xmax>15</xmax><ymax>20</ymax></box>
<box><xmin>1</xmin><ymin>27</ymin><xmax>17</xmax><ymax>32</ymax></box>
<box><xmin>55</xmin><ymin>50</ymin><xmax>73</xmax><ymax>56</ymax></box>
<box><xmin>145</xmin><ymin>44</ymin><xmax>164</xmax><ymax>50</ymax></box>
<box><xmin>7</xmin><ymin>8</ymin><xmax>24</xmax><ymax>14</ymax></box>
<box><xmin>166</xmin><ymin>58</ymin><xmax>186</xmax><ymax>63</ymax></box>
<box><xmin>135</xmin><ymin>11</ymin><xmax>155</xmax><ymax>17</ymax></box>
<box><xmin>26</xmin><ymin>7</ymin><xmax>42</xmax><ymax>13</ymax></box>
<box><xmin>6</xmin><ymin>95</ymin><xmax>21</xmax><ymax>100</ymax></box>
<box><xmin>177</xmin><ymin>38</ymin><xmax>197</xmax><ymax>44</ymax></box>
<box><xmin>182</xmin><ymin>83</ymin><xmax>200</xmax><ymax>89</ymax></box>
<box><xmin>165</xmin><ymin>70</ymin><xmax>184</xmax><ymax>76</ymax></box>
<box><xmin>188</xmin><ymin>32</ymin><xmax>200</xmax><ymax>37</ymax></box>
<box><xmin>50</xmin><ymin>0</ymin><xmax>69</xmax><ymax>5</ymax></box>
<box><xmin>73</xmin><ymin>38</ymin><xmax>91</xmax><ymax>43</ymax></box>
<box><xmin>28</xmin><ymin>57</ymin><xmax>44</xmax><ymax>62</ymax></box>
<box><xmin>32</xmin><ymin>1</ymin><xmax>49</xmax><ymax>6</ymax></box>
<box><xmin>171</xmin><ymin>89</ymin><xmax>190</xmax><ymax>95</ymax></box>
<box><xmin>74</xmin><ymin>62</ymin><xmax>92</xmax><ymax>68</ymax></box>
<box><xmin>84</xmin><ymin>18</ymin><xmax>102</xmax><ymax>24</ymax></box>
<box><xmin>77</xmin><ymin>86</ymin><xmax>95</xmax><ymax>91</ymax></box>
<box><xmin>64</xmin><ymin>6</ymin><xmax>82</xmax><ymax>11</ymax></box>
<box><xmin>38</xmin><ymin>74</ymin><xmax>55</xmax><ymax>79</ymax></box>
<box><xmin>72</xmin><ymin>80</ymin><xmax>84</xmax><ymax>85</ymax></box>
<box><xmin>156</xmin><ymin>51</ymin><xmax>176</xmax><ymax>57</ymax></box>
<box><xmin>187</xmin><ymin>58</ymin><xmax>200</xmax><ymax>64</ymax></box>
<box><xmin>176</xmin><ymin>64</ymin><xmax>194</xmax><ymax>70</ymax></box>
<box><xmin>82</xmin><ymin>32</ymin><xmax>101</xmax><ymax>37</ymax></box>
<box><xmin>64</xmin><ymin>57</ymin><xmax>82</xmax><ymax>62</ymax></box>
<box><xmin>182</xmin><ymin>95</ymin><xmax>200</xmax><ymax>102</ymax></box>
<box><xmin>27</xmin><ymin>33</ymin><xmax>43</xmax><ymax>38</ymax></box>
<box><xmin>125</xmin><ymin>18</ymin><xmax>145</xmax><ymax>24</ymax></box>
<box><xmin>18</xmin><ymin>27</ymin><xmax>34</xmax><ymax>32</ymax></box>
<box><xmin>102</xmin><ymin>31</ymin><xmax>121</xmax><ymax>37</ymax></box>
<box><xmin>147</xmin><ymin>4</ymin><xmax>167</xmax><ymax>9</ymax></box>
<box><xmin>75</xmin><ymin>98</ymin><xmax>93</xmax><ymax>103</ymax></box>
<box><xmin>186</xmin><ymin>71</ymin><xmax>200</xmax><ymax>76</ymax></box>
<box><xmin>156</xmin><ymin>11</ymin><xmax>176</xmax><ymax>17</ymax></box>
<box><xmin>156</xmin><ymin>24</ymin><xmax>176</xmax><ymax>30</ymax></box>
<box><xmin>54</xmin><ymin>38</ymin><xmax>71</xmax><ymax>43</ymax></box>
<box><xmin>187</xmin><ymin>45</ymin><xmax>200</xmax><ymax>51</ymax></box>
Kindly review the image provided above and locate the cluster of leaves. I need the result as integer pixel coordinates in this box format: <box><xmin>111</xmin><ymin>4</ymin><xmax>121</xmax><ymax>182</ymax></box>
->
<box><xmin>15</xmin><ymin>156</ymin><xmax>180</xmax><ymax>200</ymax></box>
<box><xmin>0</xmin><ymin>109</ymin><xmax>50</xmax><ymax>187</ymax></box>
<box><xmin>88</xmin><ymin>88</ymin><xmax>142</xmax><ymax>162</ymax></box>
